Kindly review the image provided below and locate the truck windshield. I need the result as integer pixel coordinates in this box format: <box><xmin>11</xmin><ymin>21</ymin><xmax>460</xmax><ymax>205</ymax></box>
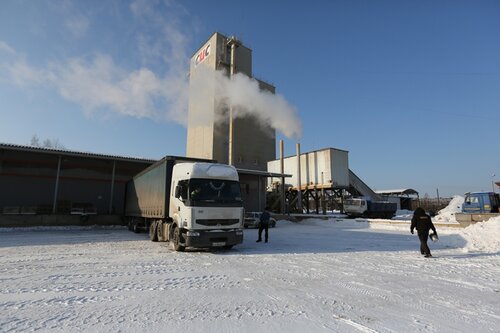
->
<box><xmin>345</xmin><ymin>199</ymin><xmax>362</xmax><ymax>206</ymax></box>
<box><xmin>187</xmin><ymin>178</ymin><xmax>242</xmax><ymax>207</ymax></box>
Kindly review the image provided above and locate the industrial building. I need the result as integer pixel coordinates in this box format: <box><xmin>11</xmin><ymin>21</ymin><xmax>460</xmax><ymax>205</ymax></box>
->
<box><xmin>186</xmin><ymin>32</ymin><xmax>276</xmax><ymax>171</ymax></box>
<box><xmin>0</xmin><ymin>143</ymin><xmax>154</xmax><ymax>226</ymax></box>
<box><xmin>266</xmin><ymin>147</ymin><xmax>413</xmax><ymax>214</ymax></box>
<box><xmin>0</xmin><ymin>32</ymin><xmax>407</xmax><ymax>226</ymax></box>
<box><xmin>0</xmin><ymin>32</ymin><xmax>283</xmax><ymax>227</ymax></box>
<box><xmin>186</xmin><ymin>32</ymin><xmax>283</xmax><ymax>211</ymax></box>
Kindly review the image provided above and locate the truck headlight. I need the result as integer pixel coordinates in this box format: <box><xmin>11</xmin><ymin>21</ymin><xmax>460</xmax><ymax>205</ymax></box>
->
<box><xmin>186</xmin><ymin>231</ymin><xmax>200</xmax><ymax>237</ymax></box>
<box><xmin>236</xmin><ymin>229</ymin><xmax>243</xmax><ymax>236</ymax></box>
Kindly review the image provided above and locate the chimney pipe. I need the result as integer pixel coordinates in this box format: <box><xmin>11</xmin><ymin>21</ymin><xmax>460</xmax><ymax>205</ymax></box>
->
<box><xmin>228</xmin><ymin>41</ymin><xmax>237</xmax><ymax>165</ymax></box>
<box><xmin>296</xmin><ymin>143</ymin><xmax>302</xmax><ymax>212</ymax></box>
<box><xmin>280</xmin><ymin>140</ymin><xmax>285</xmax><ymax>214</ymax></box>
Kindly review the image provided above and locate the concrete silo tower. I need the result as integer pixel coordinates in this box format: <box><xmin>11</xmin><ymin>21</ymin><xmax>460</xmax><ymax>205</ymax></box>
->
<box><xmin>186</xmin><ymin>32</ymin><xmax>276</xmax><ymax>171</ymax></box>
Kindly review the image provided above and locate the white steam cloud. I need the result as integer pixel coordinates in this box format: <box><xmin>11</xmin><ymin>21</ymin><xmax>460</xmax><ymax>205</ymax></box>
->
<box><xmin>223</xmin><ymin>72</ymin><xmax>302</xmax><ymax>139</ymax></box>
<box><xmin>190</xmin><ymin>66</ymin><xmax>301</xmax><ymax>139</ymax></box>
<box><xmin>0</xmin><ymin>1</ymin><xmax>301</xmax><ymax>139</ymax></box>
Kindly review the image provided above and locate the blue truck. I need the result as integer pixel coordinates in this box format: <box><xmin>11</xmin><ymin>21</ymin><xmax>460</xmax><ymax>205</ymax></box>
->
<box><xmin>455</xmin><ymin>192</ymin><xmax>500</xmax><ymax>226</ymax></box>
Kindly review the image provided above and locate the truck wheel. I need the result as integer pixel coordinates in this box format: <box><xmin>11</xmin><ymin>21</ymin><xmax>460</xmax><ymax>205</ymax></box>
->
<box><xmin>149</xmin><ymin>221</ymin><xmax>158</xmax><ymax>242</ymax></box>
<box><xmin>173</xmin><ymin>227</ymin><xmax>185</xmax><ymax>252</ymax></box>
<box><xmin>133</xmin><ymin>222</ymin><xmax>140</xmax><ymax>233</ymax></box>
<box><xmin>127</xmin><ymin>220</ymin><xmax>133</xmax><ymax>231</ymax></box>
<box><xmin>157</xmin><ymin>223</ymin><xmax>164</xmax><ymax>242</ymax></box>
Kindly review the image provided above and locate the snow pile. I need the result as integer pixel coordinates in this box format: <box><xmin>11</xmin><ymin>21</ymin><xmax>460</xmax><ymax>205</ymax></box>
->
<box><xmin>461</xmin><ymin>217</ymin><xmax>500</xmax><ymax>253</ymax></box>
<box><xmin>434</xmin><ymin>195</ymin><xmax>464</xmax><ymax>224</ymax></box>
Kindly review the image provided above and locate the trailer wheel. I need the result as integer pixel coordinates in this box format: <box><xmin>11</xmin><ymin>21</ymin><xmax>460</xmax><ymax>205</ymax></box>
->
<box><xmin>149</xmin><ymin>221</ymin><xmax>158</xmax><ymax>242</ymax></box>
<box><xmin>127</xmin><ymin>220</ymin><xmax>133</xmax><ymax>231</ymax></box>
<box><xmin>172</xmin><ymin>227</ymin><xmax>185</xmax><ymax>252</ymax></box>
<box><xmin>133</xmin><ymin>221</ymin><xmax>140</xmax><ymax>233</ymax></box>
<box><xmin>157</xmin><ymin>222</ymin><xmax>164</xmax><ymax>242</ymax></box>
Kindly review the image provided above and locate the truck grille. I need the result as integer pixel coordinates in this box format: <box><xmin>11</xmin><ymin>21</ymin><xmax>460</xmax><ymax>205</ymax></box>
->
<box><xmin>196</xmin><ymin>219</ymin><xmax>239</xmax><ymax>226</ymax></box>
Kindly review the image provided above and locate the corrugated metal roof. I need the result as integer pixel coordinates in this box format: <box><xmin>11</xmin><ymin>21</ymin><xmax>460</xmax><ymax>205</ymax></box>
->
<box><xmin>269</xmin><ymin>147</ymin><xmax>350</xmax><ymax>162</ymax></box>
<box><xmin>0</xmin><ymin>143</ymin><xmax>157</xmax><ymax>164</ymax></box>
<box><xmin>237</xmin><ymin>168</ymin><xmax>291</xmax><ymax>178</ymax></box>
<box><xmin>375</xmin><ymin>189</ymin><xmax>419</xmax><ymax>196</ymax></box>
<box><xmin>1</xmin><ymin>142</ymin><xmax>295</xmax><ymax>175</ymax></box>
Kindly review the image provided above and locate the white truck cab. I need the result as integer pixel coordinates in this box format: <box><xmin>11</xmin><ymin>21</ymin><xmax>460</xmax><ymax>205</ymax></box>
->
<box><xmin>168</xmin><ymin>163</ymin><xmax>244</xmax><ymax>250</ymax></box>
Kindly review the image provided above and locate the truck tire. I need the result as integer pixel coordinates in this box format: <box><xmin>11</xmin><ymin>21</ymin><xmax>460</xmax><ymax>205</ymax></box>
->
<box><xmin>172</xmin><ymin>227</ymin><xmax>185</xmax><ymax>252</ymax></box>
<box><xmin>149</xmin><ymin>221</ymin><xmax>158</xmax><ymax>242</ymax></box>
<box><xmin>133</xmin><ymin>221</ymin><xmax>140</xmax><ymax>233</ymax></box>
<box><xmin>156</xmin><ymin>222</ymin><xmax>163</xmax><ymax>242</ymax></box>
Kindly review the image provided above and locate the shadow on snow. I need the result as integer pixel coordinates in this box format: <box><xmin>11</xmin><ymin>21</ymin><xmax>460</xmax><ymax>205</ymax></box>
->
<box><xmin>0</xmin><ymin>220</ymin><xmax>469</xmax><ymax>255</ymax></box>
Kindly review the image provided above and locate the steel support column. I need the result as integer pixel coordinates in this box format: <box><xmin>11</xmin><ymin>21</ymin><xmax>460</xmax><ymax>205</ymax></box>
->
<box><xmin>109</xmin><ymin>160</ymin><xmax>116</xmax><ymax>214</ymax></box>
<box><xmin>52</xmin><ymin>155</ymin><xmax>62</xmax><ymax>214</ymax></box>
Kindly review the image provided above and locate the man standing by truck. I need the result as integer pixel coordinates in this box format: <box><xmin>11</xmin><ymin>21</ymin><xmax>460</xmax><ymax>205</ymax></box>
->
<box><xmin>411</xmin><ymin>207</ymin><xmax>437</xmax><ymax>258</ymax></box>
<box><xmin>256</xmin><ymin>208</ymin><xmax>271</xmax><ymax>243</ymax></box>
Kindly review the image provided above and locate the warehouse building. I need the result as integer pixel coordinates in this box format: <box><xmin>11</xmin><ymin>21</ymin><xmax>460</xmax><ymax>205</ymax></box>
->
<box><xmin>0</xmin><ymin>32</ymin><xmax>288</xmax><ymax>226</ymax></box>
<box><xmin>0</xmin><ymin>143</ymin><xmax>154</xmax><ymax>225</ymax></box>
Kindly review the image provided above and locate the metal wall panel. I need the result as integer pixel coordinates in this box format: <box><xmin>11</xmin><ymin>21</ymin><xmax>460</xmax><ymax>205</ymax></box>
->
<box><xmin>239</xmin><ymin>174</ymin><xmax>266</xmax><ymax>212</ymax></box>
<box><xmin>0</xmin><ymin>148</ymin><xmax>152</xmax><ymax>216</ymax></box>
<box><xmin>267</xmin><ymin>148</ymin><xmax>349</xmax><ymax>188</ymax></box>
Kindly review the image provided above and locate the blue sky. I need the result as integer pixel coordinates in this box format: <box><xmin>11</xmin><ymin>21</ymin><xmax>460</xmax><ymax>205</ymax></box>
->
<box><xmin>1</xmin><ymin>0</ymin><xmax>499</xmax><ymax>197</ymax></box>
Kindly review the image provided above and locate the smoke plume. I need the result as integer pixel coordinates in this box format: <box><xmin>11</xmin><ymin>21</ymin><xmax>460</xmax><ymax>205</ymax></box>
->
<box><xmin>190</xmin><ymin>66</ymin><xmax>302</xmax><ymax>139</ymax></box>
<box><xmin>0</xmin><ymin>0</ymin><xmax>301</xmax><ymax>139</ymax></box>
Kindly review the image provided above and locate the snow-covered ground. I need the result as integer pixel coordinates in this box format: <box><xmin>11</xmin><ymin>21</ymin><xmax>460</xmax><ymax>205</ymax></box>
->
<box><xmin>1</xmin><ymin>219</ymin><xmax>499</xmax><ymax>333</ymax></box>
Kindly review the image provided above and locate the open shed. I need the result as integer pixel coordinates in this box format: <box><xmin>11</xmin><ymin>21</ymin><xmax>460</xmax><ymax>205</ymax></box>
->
<box><xmin>375</xmin><ymin>189</ymin><xmax>419</xmax><ymax>210</ymax></box>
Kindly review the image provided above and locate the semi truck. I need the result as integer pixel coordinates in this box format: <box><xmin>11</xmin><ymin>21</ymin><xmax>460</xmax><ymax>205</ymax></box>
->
<box><xmin>455</xmin><ymin>191</ymin><xmax>500</xmax><ymax>226</ymax></box>
<box><xmin>125</xmin><ymin>156</ymin><xmax>244</xmax><ymax>251</ymax></box>
<box><xmin>343</xmin><ymin>197</ymin><xmax>397</xmax><ymax>219</ymax></box>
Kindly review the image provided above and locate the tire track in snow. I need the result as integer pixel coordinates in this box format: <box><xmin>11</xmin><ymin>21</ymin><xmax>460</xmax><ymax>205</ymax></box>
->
<box><xmin>1</xmin><ymin>274</ymin><xmax>240</xmax><ymax>295</ymax></box>
<box><xmin>332</xmin><ymin>315</ymin><xmax>379</xmax><ymax>333</ymax></box>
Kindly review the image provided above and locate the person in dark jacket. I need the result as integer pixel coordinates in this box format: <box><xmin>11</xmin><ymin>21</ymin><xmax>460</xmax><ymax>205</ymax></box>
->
<box><xmin>256</xmin><ymin>208</ymin><xmax>271</xmax><ymax>243</ymax></box>
<box><xmin>411</xmin><ymin>207</ymin><xmax>437</xmax><ymax>257</ymax></box>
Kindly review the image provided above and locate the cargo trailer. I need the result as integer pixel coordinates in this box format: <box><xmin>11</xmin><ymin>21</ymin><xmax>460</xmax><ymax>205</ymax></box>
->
<box><xmin>125</xmin><ymin>156</ymin><xmax>244</xmax><ymax>251</ymax></box>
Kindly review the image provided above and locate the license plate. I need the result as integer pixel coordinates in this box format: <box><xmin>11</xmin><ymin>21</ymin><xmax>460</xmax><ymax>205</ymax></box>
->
<box><xmin>212</xmin><ymin>242</ymin><xmax>226</xmax><ymax>247</ymax></box>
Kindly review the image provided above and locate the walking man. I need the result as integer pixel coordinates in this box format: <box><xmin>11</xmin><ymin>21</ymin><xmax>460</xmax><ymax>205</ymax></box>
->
<box><xmin>411</xmin><ymin>207</ymin><xmax>437</xmax><ymax>257</ymax></box>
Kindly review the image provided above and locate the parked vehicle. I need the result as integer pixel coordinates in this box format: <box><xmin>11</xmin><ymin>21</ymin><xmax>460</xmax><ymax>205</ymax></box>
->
<box><xmin>125</xmin><ymin>156</ymin><xmax>244</xmax><ymax>251</ymax></box>
<box><xmin>455</xmin><ymin>192</ymin><xmax>500</xmax><ymax>226</ymax></box>
<box><xmin>244</xmin><ymin>212</ymin><xmax>276</xmax><ymax>228</ymax></box>
<box><xmin>343</xmin><ymin>197</ymin><xmax>397</xmax><ymax>219</ymax></box>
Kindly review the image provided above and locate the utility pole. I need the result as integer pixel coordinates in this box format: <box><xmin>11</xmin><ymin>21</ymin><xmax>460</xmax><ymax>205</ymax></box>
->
<box><xmin>280</xmin><ymin>140</ymin><xmax>285</xmax><ymax>214</ymax></box>
<box><xmin>296</xmin><ymin>143</ymin><xmax>302</xmax><ymax>213</ymax></box>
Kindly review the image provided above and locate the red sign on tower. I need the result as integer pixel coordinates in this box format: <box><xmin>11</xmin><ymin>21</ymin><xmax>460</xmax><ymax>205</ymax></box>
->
<box><xmin>195</xmin><ymin>44</ymin><xmax>211</xmax><ymax>66</ymax></box>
